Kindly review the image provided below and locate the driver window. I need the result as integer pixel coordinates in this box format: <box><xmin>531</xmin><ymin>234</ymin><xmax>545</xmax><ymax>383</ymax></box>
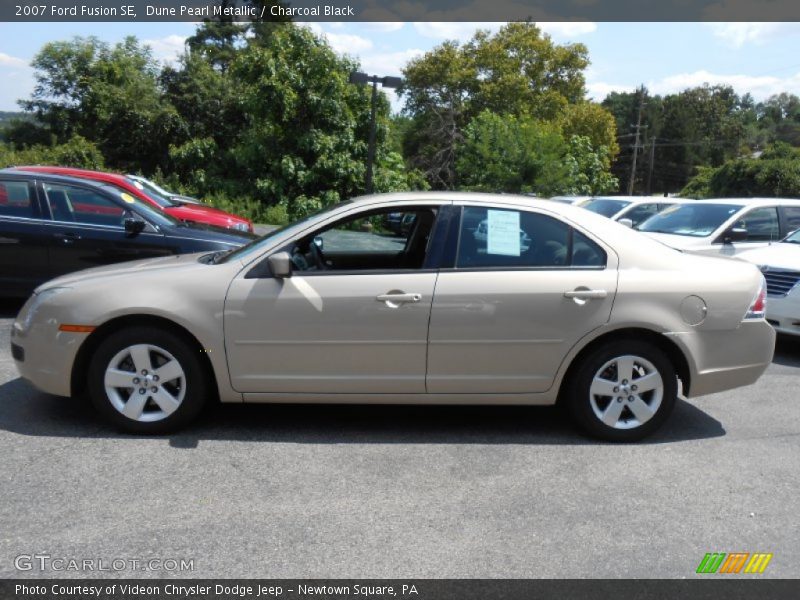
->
<box><xmin>290</xmin><ymin>207</ymin><xmax>438</xmax><ymax>273</ymax></box>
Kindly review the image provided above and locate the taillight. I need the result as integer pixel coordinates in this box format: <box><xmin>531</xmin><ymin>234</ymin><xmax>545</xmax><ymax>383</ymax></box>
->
<box><xmin>743</xmin><ymin>276</ymin><xmax>767</xmax><ymax>320</ymax></box>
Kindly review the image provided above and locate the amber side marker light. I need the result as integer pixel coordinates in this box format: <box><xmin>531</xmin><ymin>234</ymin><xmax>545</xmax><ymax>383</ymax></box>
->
<box><xmin>58</xmin><ymin>324</ymin><xmax>96</xmax><ymax>333</ymax></box>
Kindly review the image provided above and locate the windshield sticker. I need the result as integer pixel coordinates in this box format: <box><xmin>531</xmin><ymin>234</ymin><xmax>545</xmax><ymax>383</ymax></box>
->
<box><xmin>487</xmin><ymin>210</ymin><xmax>521</xmax><ymax>256</ymax></box>
<box><xmin>120</xmin><ymin>192</ymin><xmax>136</xmax><ymax>204</ymax></box>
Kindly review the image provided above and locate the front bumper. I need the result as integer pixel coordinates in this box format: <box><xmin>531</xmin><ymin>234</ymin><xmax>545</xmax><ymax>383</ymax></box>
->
<box><xmin>668</xmin><ymin>320</ymin><xmax>776</xmax><ymax>397</ymax></box>
<box><xmin>12</xmin><ymin>320</ymin><xmax>87</xmax><ymax>398</ymax></box>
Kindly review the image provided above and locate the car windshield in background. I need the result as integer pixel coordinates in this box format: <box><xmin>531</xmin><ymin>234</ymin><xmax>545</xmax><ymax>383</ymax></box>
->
<box><xmin>638</xmin><ymin>203</ymin><xmax>739</xmax><ymax>237</ymax></box>
<box><xmin>583</xmin><ymin>198</ymin><xmax>631</xmax><ymax>217</ymax></box>
<box><xmin>123</xmin><ymin>177</ymin><xmax>175</xmax><ymax>208</ymax></box>
<box><xmin>784</xmin><ymin>229</ymin><xmax>800</xmax><ymax>244</ymax></box>
<box><xmin>105</xmin><ymin>186</ymin><xmax>179</xmax><ymax>228</ymax></box>
<box><xmin>217</xmin><ymin>201</ymin><xmax>354</xmax><ymax>264</ymax></box>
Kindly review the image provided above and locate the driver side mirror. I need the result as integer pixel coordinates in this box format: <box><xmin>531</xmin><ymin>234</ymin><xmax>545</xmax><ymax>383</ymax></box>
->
<box><xmin>618</xmin><ymin>218</ymin><xmax>633</xmax><ymax>229</ymax></box>
<box><xmin>268</xmin><ymin>251</ymin><xmax>292</xmax><ymax>279</ymax></box>
<box><xmin>723</xmin><ymin>227</ymin><xmax>748</xmax><ymax>243</ymax></box>
<box><xmin>124</xmin><ymin>217</ymin><xmax>146</xmax><ymax>237</ymax></box>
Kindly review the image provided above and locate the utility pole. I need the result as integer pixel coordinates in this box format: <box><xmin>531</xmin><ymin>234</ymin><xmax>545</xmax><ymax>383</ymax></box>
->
<box><xmin>646</xmin><ymin>136</ymin><xmax>656</xmax><ymax>195</ymax></box>
<box><xmin>628</xmin><ymin>86</ymin><xmax>646</xmax><ymax>196</ymax></box>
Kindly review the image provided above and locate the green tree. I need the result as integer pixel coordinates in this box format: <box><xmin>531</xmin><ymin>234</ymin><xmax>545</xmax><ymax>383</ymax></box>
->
<box><xmin>15</xmin><ymin>36</ymin><xmax>181</xmax><ymax>171</ymax></box>
<box><xmin>401</xmin><ymin>22</ymin><xmax>592</xmax><ymax>189</ymax></box>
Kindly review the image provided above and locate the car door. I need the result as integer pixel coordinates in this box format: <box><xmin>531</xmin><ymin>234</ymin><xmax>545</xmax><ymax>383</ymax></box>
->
<box><xmin>427</xmin><ymin>204</ymin><xmax>618</xmax><ymax>394</ymax></box>
<box><xmin>712</xmin><ymin>206</ymin><xmax>780</xmax><ymax>257</ymax></box>
<box><xmin>39</xmin><ymin>180</ymin><xmax>172</xmax><ymax>278</ymax></box>
<box><xmin>224</xmin><ymin>203</ymin><xmax>448</xmax><ymax>394</ymax></box>
<box><xmin>0</xmin><ymin>177</ymin><xmax>51</xmax><ymax>296</ymax></box>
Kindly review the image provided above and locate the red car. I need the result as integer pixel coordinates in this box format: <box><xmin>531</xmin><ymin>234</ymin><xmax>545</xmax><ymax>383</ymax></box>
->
<box><xmin>13</xmin><ymin>166</ymin><xmax>254</xmax><ymax>232</ymax></box>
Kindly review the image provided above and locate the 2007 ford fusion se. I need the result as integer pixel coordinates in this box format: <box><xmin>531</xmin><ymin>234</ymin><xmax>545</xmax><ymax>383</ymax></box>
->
<box><xmin>11</xmin><ymin>192</ymin><xmax>775</xmax><ymax>441</ymax></box>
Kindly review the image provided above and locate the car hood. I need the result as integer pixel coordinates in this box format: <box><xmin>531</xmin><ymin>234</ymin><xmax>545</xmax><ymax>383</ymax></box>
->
<box><xmin>35</xmin><ymin>252</ymin><xmax>220</xmax><ymax>292</ymax></box>
<box><xmin>166</xmin><ymin>221</ymin><xmax>258</xmax><ymax>243</ymax></box>
<box><xmin>169</xmin><ymin>202</ymin><xmax>250</xmax><ymax>223</ymax></box>
<box><xmin>737</xmin><ymin>243</ymin><xmax>800</xmax><ymax>270</ymax></box>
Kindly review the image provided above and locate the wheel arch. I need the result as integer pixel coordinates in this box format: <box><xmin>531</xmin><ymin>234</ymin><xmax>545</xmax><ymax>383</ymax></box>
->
<box><xmin>71</xmin><ymin>314</ymin><xmax>218</xmax><ymax>399</ymax></box>
<box><xmin>556</xmin><ymin>327</ymin><xmax>692</xmax><ymax>404</ymax></box>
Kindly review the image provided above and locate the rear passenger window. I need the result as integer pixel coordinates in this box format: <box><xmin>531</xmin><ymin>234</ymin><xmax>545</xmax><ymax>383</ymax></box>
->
<box><xmin>0</xmin><ymin>180</ymin><xmax>35</xmax><ymax>218</ymax></box>
<box><xmin>784</xmin><ymin>207</ymin><xmax>800</xmax><ymax>234</ymax></box>
<box><xmin>456</xmin><ymin>207</ymin><xmax>606</xmax><ymax>268</ymax></box>
<box><xmin>44</xmin><ymin>183</ymin><xmax>125</xmax><ymax>226</ymax></box>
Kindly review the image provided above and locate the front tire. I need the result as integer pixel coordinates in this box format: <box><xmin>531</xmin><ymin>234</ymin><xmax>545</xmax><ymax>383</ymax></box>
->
<box><xmin>565</xmin><ymin>339</ymin><xmax>678</xmax><ymax>442</ymax></box>
<box><xmin>87</xmin><ymin>326</ymin><xmax>210</xmax><ymax>434</ymax></box>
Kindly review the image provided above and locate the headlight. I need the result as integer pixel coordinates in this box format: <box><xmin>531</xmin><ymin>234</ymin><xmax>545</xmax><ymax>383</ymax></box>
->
<box><xmin>15</xmin><ymin>287</ymin><xmax>71</xmax><ymax>332</ymax></box>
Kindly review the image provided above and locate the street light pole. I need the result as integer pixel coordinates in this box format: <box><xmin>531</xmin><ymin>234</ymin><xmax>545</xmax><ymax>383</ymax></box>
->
<box><xmin>349</xmin><ymin>71</ymin><xmax>403</xmax><ymax>195</ymax></box>
<box><xmin>365</xmin><ymin>76</ymin><xmax>379</xmax><ymax>194</ymax></box>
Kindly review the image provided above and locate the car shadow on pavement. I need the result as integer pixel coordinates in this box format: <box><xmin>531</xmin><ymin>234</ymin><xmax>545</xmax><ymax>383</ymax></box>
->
<box><xmin>773</xmin><ymin>334</ymin><xmax>800</xmax><ymax>367</ymax></box>
<box><xmin>0</xmin><ymin>377</ymin><xmax>725</xmax><ymax>446</ymax></box>
<box><xmin>0</xmin><ymin>299</ymin><xmax>23</xmax><ymax>319</ymax></box>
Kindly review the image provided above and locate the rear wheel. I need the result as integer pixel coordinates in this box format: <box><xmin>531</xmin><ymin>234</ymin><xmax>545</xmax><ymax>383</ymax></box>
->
<box><xmin>87</xmin><ymin>326</ymin><xmax>210</xmax><ymax>434</ymax></box>
<box><xmin>565</xmin><ymin>339</ymin><xmax>677</xmax><ymax>442</ymax></box>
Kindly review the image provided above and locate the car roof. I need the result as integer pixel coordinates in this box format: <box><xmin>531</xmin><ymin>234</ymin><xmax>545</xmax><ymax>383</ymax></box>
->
<box><xmin>0</xmin><ymin>168</ymin><xmax>122</xmax><ymax>194</ymax></box>
<box><xmin>690</xmin><ymin>197</ymin><xmax>800</xmax><ymax>206</ymax></box>
<box><xmin>10</xmin><ymin>165</ymin><xmax>129</xmax><ymax>184</ymax></box>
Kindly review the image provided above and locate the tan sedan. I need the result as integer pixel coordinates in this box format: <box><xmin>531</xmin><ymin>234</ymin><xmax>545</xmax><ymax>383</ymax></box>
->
<box><xmin>11</xmin><ymin>192</ymin><xmax>775</xmax><ymax>441</ymax></box>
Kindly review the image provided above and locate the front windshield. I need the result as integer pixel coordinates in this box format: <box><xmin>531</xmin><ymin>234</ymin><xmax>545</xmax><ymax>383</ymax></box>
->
<box><xmin>638</xmin><ymin>203</ymin><xmax>739</xmax><ymax>237</ymax></box>
<box><xmin>583</xmin><ymin>198</ymin><xmax>631</xmax><ymax>217</ymax></box>
<box><xmin>784</xmin><ymin>229</ymin><xmax>800</xmax><ymax>243</ymax></box>
<box><xmin>218</xmin><ymin>201</ymin><xmax>353</xmax><ymax>264</ymax></box>
<box><xmin>130</xmin><ymin>175</ymin><xmax>172</xmax><ymax>197</ymax></box>
<box><xmin>123</xmin><ymin>177</ymin><xmax>175</xmax><ymax>208</ymax></box>
<box><xmin>103</xmin><ymin>185</ymin><xmax>180</xmax><ymax>228</ymax></box>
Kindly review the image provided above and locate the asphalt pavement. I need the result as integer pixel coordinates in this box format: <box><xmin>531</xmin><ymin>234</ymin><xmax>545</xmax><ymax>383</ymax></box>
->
<box><xmin>0</xmin><ymin>299</ymin><xmax>798</xmax><ymax>579</ymax></box>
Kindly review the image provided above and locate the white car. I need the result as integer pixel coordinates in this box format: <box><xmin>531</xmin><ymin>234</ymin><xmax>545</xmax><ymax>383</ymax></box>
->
<box><xmin>738</xmin><ymin>229</ymin><xmax>800</xmax><ymax>336</ymax></box>
<box><xmin>127</xmin><ymin>175</ymin><xmax>204</xmax><ymax>206</ymax></box>
<box><xmin>638</xmin><ymin>198</ymin><xmax>800</xmax><ymax>257</ymax></box>
<box><xmin>582</xmin><ymin>196</ymin><xmax>682</xmax><ymax>228</ymax></box>
<box><xmin>548</xmin><ymin>195</ymin><xmax>592</xmax><ymax>206</ymax></box>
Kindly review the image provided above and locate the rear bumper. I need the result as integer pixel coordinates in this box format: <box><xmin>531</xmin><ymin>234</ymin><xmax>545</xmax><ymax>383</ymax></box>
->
<box><xmin>668</xmin><ymin>320</ymin><xmax>776</xmax><ymax>397</ymax></box>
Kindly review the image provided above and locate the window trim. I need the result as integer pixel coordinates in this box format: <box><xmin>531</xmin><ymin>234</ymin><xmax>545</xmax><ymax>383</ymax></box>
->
<box><xmin>245</xmin><ymin>203</ymin><xmax>449</xmax><ymax>279</ymax></box>
<box><xmin>450</xmin><ymin>205</ymin><xmax>608</xmax><ymax>271</ymax></box>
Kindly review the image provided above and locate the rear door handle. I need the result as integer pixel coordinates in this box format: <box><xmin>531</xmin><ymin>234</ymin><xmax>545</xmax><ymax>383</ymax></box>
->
<box><xmin>564</xmin><ymin>289</ymin><xmax>607</xmax><ymax>299</ymax></box>
<box><xmin>376</xmin><ymin>292</ymin><xmax>422</xmax><ymax>307</ymax></box>
<box><xmin>54</xmin><ymin>232</ymin><xmax>81</xmax><ymax>244</ymax></box>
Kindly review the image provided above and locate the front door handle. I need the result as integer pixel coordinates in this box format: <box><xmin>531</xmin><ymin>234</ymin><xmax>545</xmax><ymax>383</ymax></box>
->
<box><xmin>564</xmin><ymin>289</ymin><xmax>608</xmax><ymax>300</ymax></box>
<box><xmin>376</xmin><ymin>292</ymin><xmax>422</xmax><ymax>307</ymax></box>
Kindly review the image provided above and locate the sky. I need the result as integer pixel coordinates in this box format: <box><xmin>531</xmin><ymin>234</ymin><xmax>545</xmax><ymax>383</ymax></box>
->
<box><xmin>2</xmin><ymin>21</ymin><xmax>800</xmax><ymax>112</ymax></box>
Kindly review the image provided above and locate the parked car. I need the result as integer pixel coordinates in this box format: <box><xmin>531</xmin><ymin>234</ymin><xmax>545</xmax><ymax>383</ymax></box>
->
<box><xmin>12</xmin><ymin>192</ymin><xmax>774</xmax><ymax>441</ymax></box>
<box><xmin>0</xmin><ymin>170</ymin><xmax>255</xmax><ymax>297</ymax></box>
<box><xmin>127</xmin><ymin>174</ymin><xmax>203</xmax><ymax>206</ymax></box>
<box><xmin>548</xmin><ymin>196</ymin><xmax>592</xmax><ymax>206</ymax></box>
<box><xmin>12</xmin><ymin>166</ymin><xmax>253</xmax><ymax>232</ymax></box>
<box><xmin>638</xmin><ymin>198</ymin><xmax>800</xmax><ymax>256</ymax></box>
<box><xmin>582</xmin><ymin>196</ymin><xmax>682</xmax><ymax>228</ymax></box>
<box><xmin>738</xmin><ymin>228</ymin><xmax>800</xmax><ymax>336</ymax></box>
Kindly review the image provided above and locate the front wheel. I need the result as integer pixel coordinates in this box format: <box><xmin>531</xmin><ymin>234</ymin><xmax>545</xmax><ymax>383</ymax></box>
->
<box><xmin>87</xmin><ymin>326</ymin><xmax>210</xmax><ymax>434</ymax></box>
<box><xmin>565</xmin><ymin>339</ymin><xmax>678</xmax><ymax>442</ymax></box>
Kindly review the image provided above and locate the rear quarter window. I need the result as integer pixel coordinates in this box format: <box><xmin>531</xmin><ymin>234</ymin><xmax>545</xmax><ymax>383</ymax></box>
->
<box><xmin>0</xmin><ymin>180</ymin><xmax>36</xmax><ymax>218</ymax></box>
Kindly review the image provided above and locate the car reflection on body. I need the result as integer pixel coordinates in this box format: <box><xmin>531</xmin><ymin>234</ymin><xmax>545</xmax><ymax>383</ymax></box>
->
<box><xmin>12</xmin><ymin>192</ymin><xmax>775</xmax><ymax>441</ymax></box>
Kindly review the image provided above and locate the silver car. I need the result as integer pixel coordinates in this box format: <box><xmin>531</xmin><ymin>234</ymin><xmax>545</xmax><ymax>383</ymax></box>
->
<box><xmin>11</xmin><ymin>192</ymin><xmax>775</xmax><ymax>441</ymax></box>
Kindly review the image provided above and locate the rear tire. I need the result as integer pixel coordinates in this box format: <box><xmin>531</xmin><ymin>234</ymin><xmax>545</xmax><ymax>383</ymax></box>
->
<box><xmin>87</xmin><ymin>326</ymin><xmax>210</xmax><ymax>434</ymax></box>
<box><xmin>565</xmin><ymin>339</ymin><xmax>677</xmax><ymax>442</ymax></box>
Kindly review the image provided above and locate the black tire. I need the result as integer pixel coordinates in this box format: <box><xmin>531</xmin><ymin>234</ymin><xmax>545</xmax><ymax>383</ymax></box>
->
<box><xmin>565</xmin><ymin>339</ymin><xmax>677</xmax><ymax>442</ymax></box>
<box><xmin>87</xmin><ymin>326</ymin><xmax>210</xmax><ymax>434</ymax></box>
